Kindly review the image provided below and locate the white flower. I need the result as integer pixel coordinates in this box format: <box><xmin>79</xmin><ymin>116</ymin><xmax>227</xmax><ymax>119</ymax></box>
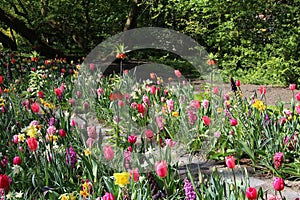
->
<box><xmin>15</xmin><ymin>191</ymin><xmax>23</xmax><ymax>198</ymax></box>
<box><xmin>12</xmin><ymin>165</ymin><xmax>21</xmax><ymax>175</ymax></box>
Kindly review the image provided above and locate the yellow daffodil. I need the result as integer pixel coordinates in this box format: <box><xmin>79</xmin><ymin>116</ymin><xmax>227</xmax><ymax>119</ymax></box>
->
<box><xmin>18</xmin><ymin>133</ymin><xmax>25</xmax><ymax>142</ymax></box>
<box><xmin>80</xmin><ymin>190</ymin><xmax>89</xmax><ymax>198</ymax></box>
<box><xmin>85</xmin><ymin>148</ymin><xmax>91</xmax><ymax>156</ymax></box>
<box><xmin>172</xmin><ymin>111</ymin><xmax>179</xmax><ymax>117</ymax></box>
<box><xmin>252</xmin><ymin>99</ymin><xmax>265</xmax><ymax>111</ymax></box>
<box><xmin>26</xmin><ymin>125</ymin><xmax>37</xmax><ymax>138</ymax></box>
<box><xmin>113</xmin><ymin>172</ymin><xmax>130</xmax><ymax>187</ymax></box>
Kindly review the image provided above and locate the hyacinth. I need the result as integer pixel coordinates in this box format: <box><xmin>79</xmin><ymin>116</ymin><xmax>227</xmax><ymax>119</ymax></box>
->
<box><xmin>66</xmin><ymin>146</ymin><xmax>78</xmax><ymax>168</ymax></box>
<box><xmin>184</xmin><ymin>178</ymin><xmax>196</xmax><ymax>200</ymax></box>
<box><xmin>273</xmin><ymin>152</ymin><xmax>284</xmax><ymax>170</ymax></box>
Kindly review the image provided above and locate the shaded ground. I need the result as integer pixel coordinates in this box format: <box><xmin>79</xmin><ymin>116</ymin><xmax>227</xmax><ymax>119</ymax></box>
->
<box><xmin>193</xmin><ymin>81</ymin><xmax>299</xmax><ymax>106</ymax></box>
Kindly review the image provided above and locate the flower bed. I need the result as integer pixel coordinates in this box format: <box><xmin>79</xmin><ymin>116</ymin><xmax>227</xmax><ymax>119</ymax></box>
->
<box><xmin>0</xmin><ymin>51</ymin><xmax>299</xmax><ymax>199</ymax></box>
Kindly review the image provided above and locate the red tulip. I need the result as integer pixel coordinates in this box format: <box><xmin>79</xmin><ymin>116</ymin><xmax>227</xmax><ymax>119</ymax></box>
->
<box><xmin>26</xmin><ymin>137</ymin><xmax>38</xmax><ymax>151</ymax></box>
<box><xmin>225</xmin><ymin>155</ymin><xmax>236</xmax><ymax>169</ymax></box>
<box><xmin>37</xmin><ymin>91</ymin><xmax>44</xmax><ymax>98</ymax></box>
<box><xmin>0</xmin><ymin>76</ymin><xmax>3</xmax><ymax>84</ymax></box>
<box><xmin>273</xmin><ymin>177</ymin><xmax>284</xmax><ymax>191</ymax></box>
<box><xmin>230</xmin><ymin>118</ymin><xmax>238</xmax><ymax>126</ymax></box>
<box><xmin>202</xmin><ymin>116</ymin><xmax>211</xmax><ymax>126</ymax></box>
<box><xmin>128</xmin><ymin>135</ymin><xmax>137</xmax><ymax>144</ymax></box>
<box><xmin>246</xmin><ymin>187</ymin><xmax>257</xmax><ymax>200</ymax></box>
<box><xmin>155</xmin><ymin>160</ymin><xmax>168</xmax><ymax>178</ymax></box>
<box><xmin>236</xmin><ymin>80</ymin><xmax>241</xmax><ymax>87</ymax></box>
<box><xmin>290</xmin><ymin>84</ymin><xmax>296</xmax><ymax>90</ymax></box>
<box><xmin>259</xmin><ymin>86</ymin><xmax>266</xmax><ymax>94</ymax></box>
<box><xmin>54</xmin><ymin>88</ymin><xmax>62</xmax><ymax>96</ymax></box>
<box><xmin>0</xmin><ymin>174</ymin><xmax>10</xmax><ymax>193</ymax></box>
<box><xmin>13</xmin><ymin>156</ymin><xmax>21</xmax><ymax>165</ymax></box>
<box><xmin>137</xmin><ymin>103</ymin><xmax>145</xmax><ymax>114</ymax></box>
<box><xmin>58</xmin><ymin>129</ymin><xmax>66</xmax><ymax>138</ymax></box>
<box><xmin>129</xmin><ymin>168</ymin><xmax>139</xmax><ymax>182</ymax></box>
<box><xmin>31</xmin><ymin>103</ymin><xmax>40</xmax><ymax>113</ymax></box>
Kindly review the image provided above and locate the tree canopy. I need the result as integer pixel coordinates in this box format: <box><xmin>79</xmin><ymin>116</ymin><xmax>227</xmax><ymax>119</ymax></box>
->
<box><xmin>1</xmin><ymin>0</ymin><xmax>300</xmax><ymax>84</ymax></box>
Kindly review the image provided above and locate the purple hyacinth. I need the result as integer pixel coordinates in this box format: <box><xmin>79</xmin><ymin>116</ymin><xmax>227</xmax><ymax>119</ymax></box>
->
<box><xmin>66</xmin><ymin>146</ymin><xmax>78</xmax><ymax>168</ymax></box>
<box><xmin>184</xmin><ymin>178</ymin><xmax>196</xmax><ymax>200</ymax></box>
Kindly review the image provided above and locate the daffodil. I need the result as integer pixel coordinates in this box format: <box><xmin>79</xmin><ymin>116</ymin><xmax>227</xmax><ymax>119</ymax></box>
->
<box><xmin>113</xmin><ymin>172</ymin><xmax>130</xmax><ymax>187</ymax></box>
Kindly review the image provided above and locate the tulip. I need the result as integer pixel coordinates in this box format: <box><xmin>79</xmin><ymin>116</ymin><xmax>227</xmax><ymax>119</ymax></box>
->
<box><xmin>290</xmin><ymin>84</ymin><xmax>296</xmax><ymax>90</ymax></box>
<box><xmin>165</xmin><ymin>138</ymin><xmax>176</xmax><ymax>147</ymax></box>
<box><xmin>13</xmin><ymin>134</ymin><xmax>19</xmax><ymax>144</ymax></box>
<box><xmin>236</xmin><ymin>80</ymin><xmax>241</xmax><ymax>87</ymax></box>
<box><xmin>273</xmin><ymin>177</ymin><xmax>284</xmax><ymax>191</ymax></box>
<box><xmin>246</xmin><ymin>187</ymin><xmax>257</xmax><ymax>200</ymax></box>
<box><xmin>0</xmin><ymin>174</ymin><xmax>10</xmax><ymax>193</ymax></box>
<box><xmin>174</xmin><ymin>70</ymin><xmax>181</xmax><ymax>78</ymax></box>
<box><xmin>54</xmin><ymin>88</ymin><xmax>62</xmax><ymax>96</ymax></box>
<box><xmin>202</xmin><ymin>116</ymin><xmax>211</xmax><ymax>126</ymax></box>
<box><xmin>13</xmin><ymin>156</ymin><xmax>22</xmax><ymax>165</ymax></box>
<box><xmin>31</xmin><ymin>103</ymin><xmax>40</xmax><ymax>113</ymax></box>
<box><xmin>225</xmin><ymin>156</ymin><xmax>235</xmax><ymax>169</ymax></box>
<box><xmin>101</xmin><ymin>192</ymin><xmax>115</xmax><ymax>200</ymax></box>
<box><xmin>128</xmin><ymin>135</ymin><xmax>137</xmax><ymax>144</ymax></box>
<box><xmin>145</xmin><ymin>129</ymin><xmax>154</xmax><ymax>139</ymax></box>
<box><xmin>26</xmin><ymin>137</ymin><xmax>38</xmax><ymax>151</ymax></box>
<box><xmin>129</xmin><ymin>168</ymin><xmax>139</xmax><ymax>182</ymax></box>
<box><xmin>89</xmin><ymin>63</ymin><xmax>95</xmax><ymax>71</ymax></box>
<box><xmin>58</xmin><ymin>129</ymin><xmax>66</xmax><ymax>138</ymax></box>
<box><xmin>155</xmin><ymin>160</ymin><xmax>168</xmax><ymax>178</ymax></box>
<box><xmin>259</xmin><ymin>86</ymin><xmax>266</xmax><ymax>94</ymax></box>
<box><xmin>0</xmin><ymin>76</ymin><xmax>3</xmax><ymax>84</ymax></box>
<box><xmin>213</xmin><ymin>86</ymin><xmax>219</xmax><ymax>94</ymax></box>
<box><xmin>295</xmin><ymin>93</ymin><xmax>300</xmax><ymax>101</ymax></box>
<box><xmin>230</xmin><ymin>118</ymin><xmax>238</xmax><ymax>126</ymax></box>
<box><xmin>190</xmin><ymin>100</ymin><xmax>200</xmax><ymax>109</ymax></box>
<box><xmin>202</xmin><ymin>99</ymin><xmax>209</xmax><ymax>109</ymax></box>
<box><xmin>137</xmin><ymin>103</ymin><xmax>145</xmax><ymax>114</ymax></box>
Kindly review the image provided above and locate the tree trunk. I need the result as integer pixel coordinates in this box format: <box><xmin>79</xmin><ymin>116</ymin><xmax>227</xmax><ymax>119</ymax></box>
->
<box><xmin>123</xmin><ymin>0</ymin><xmax>141</xmax><ymax>31</ymax></box>
<box><xmin>0</xmin><ymin>7</ymin><xmax>65</xmax><ymax>58</ymax></box>
<box><xmin>0</xmin><ymin>31</ymin><xmax>17</xmax><ymax>50</ymax></box>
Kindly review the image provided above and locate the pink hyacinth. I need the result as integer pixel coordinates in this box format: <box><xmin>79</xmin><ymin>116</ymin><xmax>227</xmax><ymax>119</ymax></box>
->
<box><xmin>166</xmin><ymin>99</ymin><xmax>174</xmax><ymax>112</ymax></box>
<box><xmin>273</xmin><ymin>152</ymin><xmax>284</xmax><ymax>170</ymax></box>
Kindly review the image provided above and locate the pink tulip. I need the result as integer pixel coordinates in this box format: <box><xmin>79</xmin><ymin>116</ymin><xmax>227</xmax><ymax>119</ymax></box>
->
<box><xmin>26</xmin><ymin>137</ymin><xmax>38</xmax><ymax>151</ymax></box>
<box><xmin>165</xmin><ymin>138</ymin><xmax>176</xmax><ymax>147</ymax></box>
<box><xmin>128</xmin><ymin>135</ymin><xmax>137</xmax><ymax>144</ymax></box>
<box><xmin>31</xmin><ymin>103</ymin><xmax>40</xmax><ymax>113</ymax></box>
<box><xmin>13</xmin><ymin>135</ymin><xmax>19</xmax><ymax>144</ymax></box>
<box><xmin>101</xmin><ymin>192</ymin><xmax>115</xmax><ymax>200</ymax></box>
<box><xmin>213</xmin><ymin>86</ymin><xmax>219</xmax><ymax>94</ymax></box>
<box><xmin>202</xmin><ymin>99</ymin><xmax>209</xmax><ymax>109</ymax></box>
<box><xmin>145</xmin><ymin>129</ymin><xmax>154</xmax><ymax>139</ymax></box>
<box><xmin>225</xmin><ymin>156</ymin><xmax>235</xmax><ymax>169</ymax></box>
<box><xmin>174</xmin><ymin>70</ymin><xmax>181</xmax><ymax>78</ymax></box>
<box><xmin>155</xmin><ymin>160</ymin><xmax>168</xmax><ymax>178</ymax></box>
<box><xmin>290</xmin><ymin>84</ymin><xmax>296</xmax><ymax>90</ymax></box>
